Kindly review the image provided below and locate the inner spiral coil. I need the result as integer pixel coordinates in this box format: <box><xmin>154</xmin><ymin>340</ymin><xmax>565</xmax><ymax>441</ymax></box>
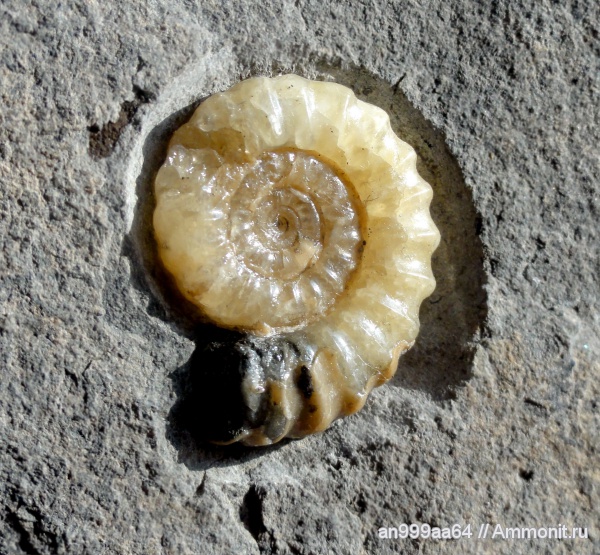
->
<box><xmin>154</xmin><ymin>148</ymin><xmax>363</xmax><ymax>333</ymax></box>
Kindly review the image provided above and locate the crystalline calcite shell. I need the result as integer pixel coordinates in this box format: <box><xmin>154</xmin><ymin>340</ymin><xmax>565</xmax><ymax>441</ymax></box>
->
<box><xmin>154</xmin><ymin>75</ymin><xmax>440</xmax><ymax>445</ymax></box>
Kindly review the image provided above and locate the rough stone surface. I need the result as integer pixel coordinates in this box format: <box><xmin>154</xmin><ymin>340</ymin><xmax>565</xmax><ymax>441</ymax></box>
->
<box><xmin>0</xmin><ymin>1</ymin><xmax>598</xmax><ymax>554</ymax></box>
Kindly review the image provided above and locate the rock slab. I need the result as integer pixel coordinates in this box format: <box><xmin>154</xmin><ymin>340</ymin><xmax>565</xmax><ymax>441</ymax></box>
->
<box><xmin>0</xmin><ymin>1</ymin><xmax>598</xmax><ymax>554</ymax></box>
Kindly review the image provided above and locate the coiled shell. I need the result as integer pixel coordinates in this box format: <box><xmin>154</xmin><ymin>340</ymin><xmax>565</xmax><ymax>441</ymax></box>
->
<box><xmin>154</xmin><ymin>75</ymin><xmax>440</xmax><ymax>445</ymax></box>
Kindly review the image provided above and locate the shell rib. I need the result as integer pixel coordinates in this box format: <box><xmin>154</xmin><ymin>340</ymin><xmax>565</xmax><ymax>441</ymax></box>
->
<box><xmin>154</xmin><ymin>75</ymin><xmax>440</xmax><ymax>445</ymax></box>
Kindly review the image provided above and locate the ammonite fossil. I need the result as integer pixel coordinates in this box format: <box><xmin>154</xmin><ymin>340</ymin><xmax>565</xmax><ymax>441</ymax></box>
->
<box><xmin>154</xmin><ymin>75</ymin><xmax>440</xmax><ymax>446</ymax></box>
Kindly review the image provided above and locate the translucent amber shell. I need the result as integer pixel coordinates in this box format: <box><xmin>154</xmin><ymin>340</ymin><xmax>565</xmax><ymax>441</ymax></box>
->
<box><xmin>154</xmin><ymin>75</ymin><xmax>440</xmax><ymax>445</ymax></box>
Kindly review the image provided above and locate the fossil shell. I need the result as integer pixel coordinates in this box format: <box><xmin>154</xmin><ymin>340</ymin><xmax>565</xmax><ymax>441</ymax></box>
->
<box><xmin>154</xmin><ymin>75</ymin><xmax>440</xmax><ymax>445</ymax></box>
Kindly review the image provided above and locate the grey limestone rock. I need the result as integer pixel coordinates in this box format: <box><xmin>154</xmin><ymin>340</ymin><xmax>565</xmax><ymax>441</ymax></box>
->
<box><xmin>0</xmin><ymin>1</ymin><xmax>598</xmax><ymax>554</ymax></box>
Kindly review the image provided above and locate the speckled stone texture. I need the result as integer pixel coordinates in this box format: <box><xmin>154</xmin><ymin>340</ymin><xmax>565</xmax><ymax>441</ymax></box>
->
<box><xmin>0</xmin><ymin>1</ymin><xmax>598</xmax><ymax>554</ymax></box>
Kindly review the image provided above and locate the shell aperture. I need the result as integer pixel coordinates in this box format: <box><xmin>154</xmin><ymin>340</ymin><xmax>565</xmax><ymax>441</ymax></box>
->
<box><xmin>154</xmin><ymin>75</ymin><xmax>440</xmax><ymax>445</ymax></box>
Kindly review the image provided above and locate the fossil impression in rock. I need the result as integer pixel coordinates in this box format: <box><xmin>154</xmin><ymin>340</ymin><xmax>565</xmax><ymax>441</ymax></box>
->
<box><xmin>153</xmin><ymin>75</ymin><xmax>440</xmax><ymax>446</ymax></box>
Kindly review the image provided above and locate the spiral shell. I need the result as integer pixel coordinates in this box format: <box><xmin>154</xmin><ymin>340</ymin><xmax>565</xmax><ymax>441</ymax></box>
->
<box><xmin>154</xmin><ymin>75</ymin><xmax>440</xmax><ymax>445</ymax></box>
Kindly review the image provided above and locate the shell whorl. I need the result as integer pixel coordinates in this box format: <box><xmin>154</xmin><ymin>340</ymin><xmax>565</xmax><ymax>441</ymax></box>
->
<box><xmin>154</xmin><ymin>75</ymin><xmax>440</xmax><ymax>445</ymax></box>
